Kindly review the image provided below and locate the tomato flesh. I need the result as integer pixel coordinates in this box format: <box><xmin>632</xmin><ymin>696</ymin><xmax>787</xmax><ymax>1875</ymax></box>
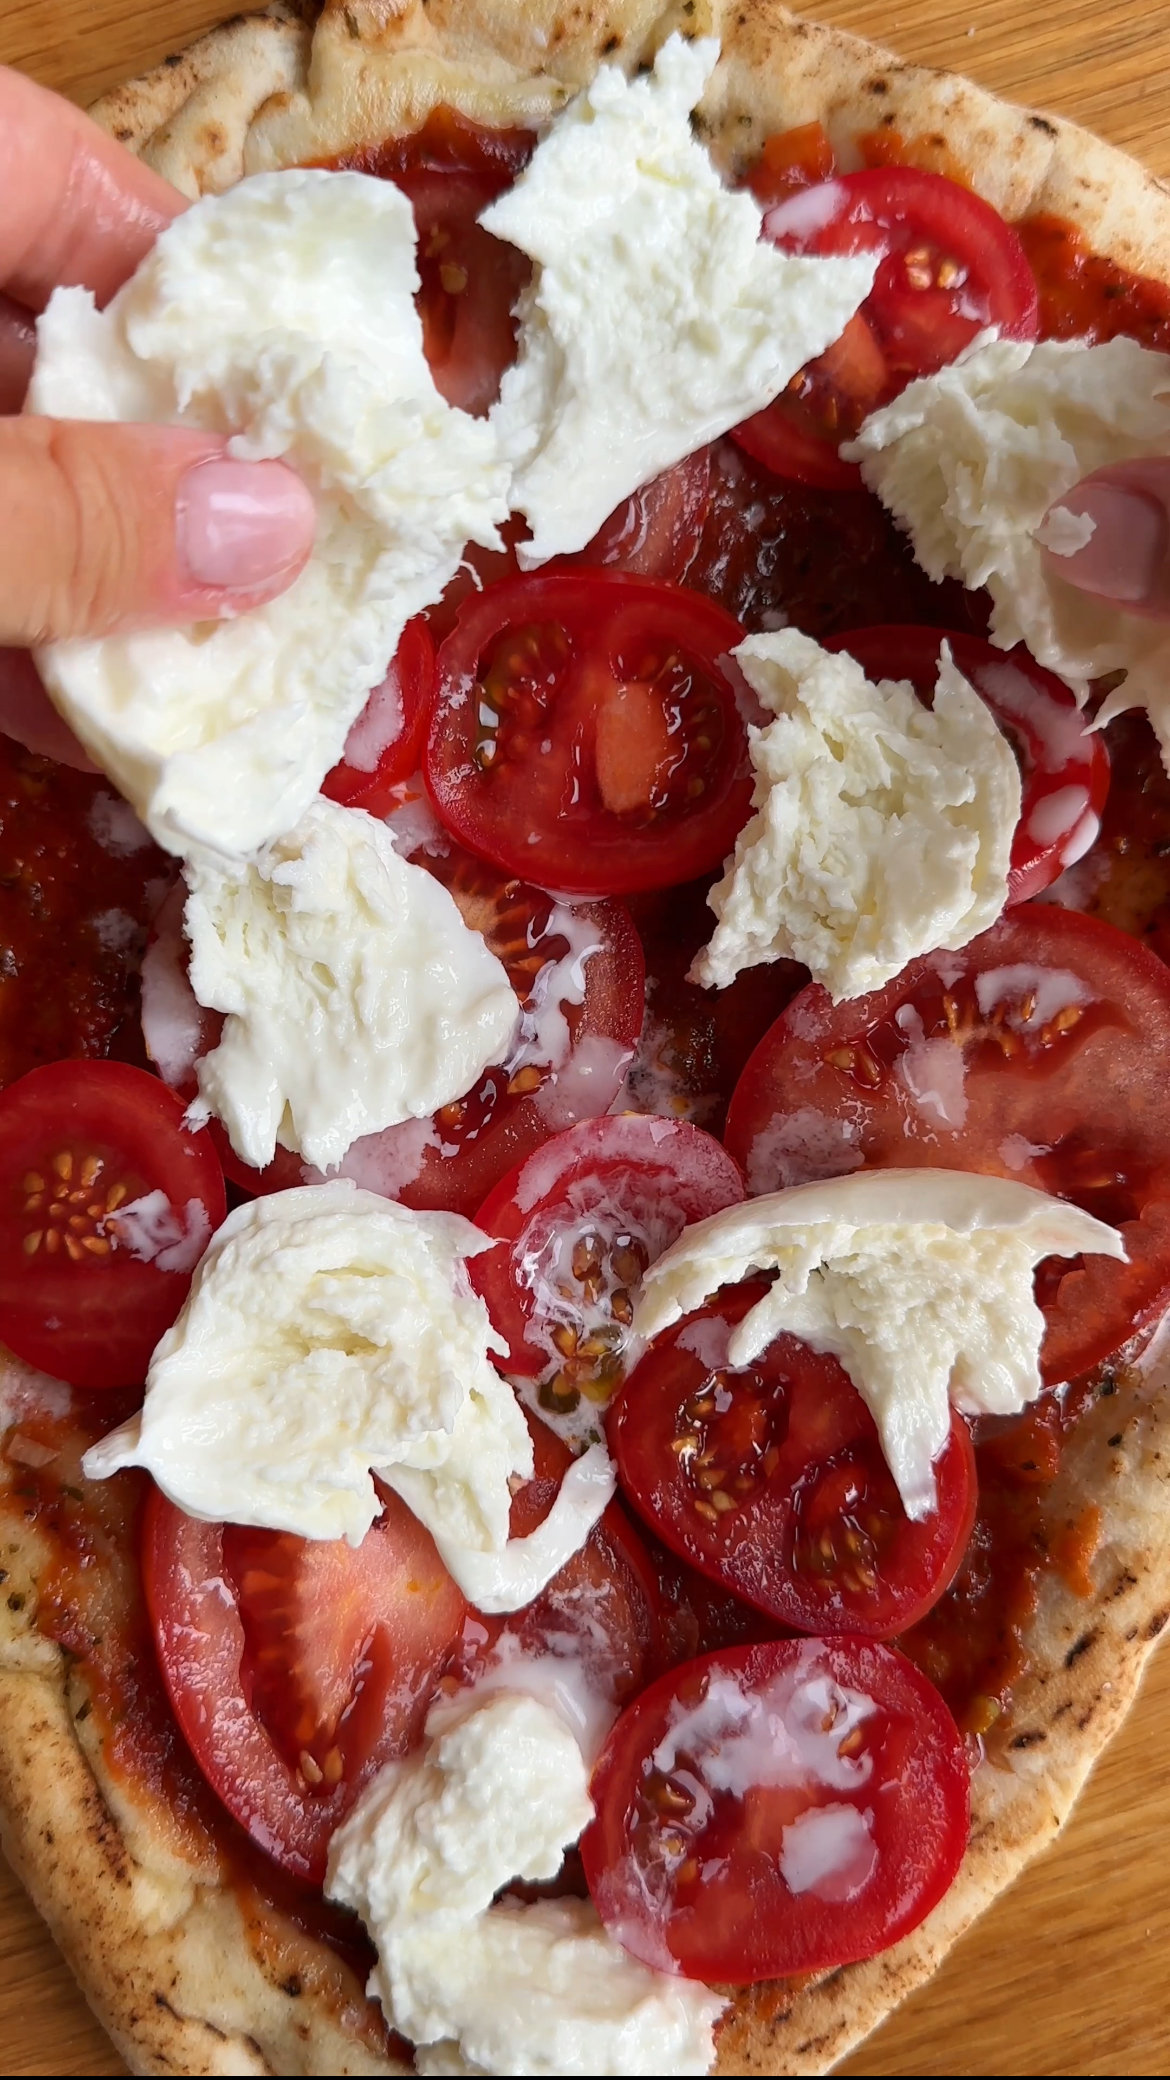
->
<box><xmin>145</xmin><ymin>1486</ymin><xmax>469</xmax><ymax>1882</ymax></box>
<box><xmin>611</xmin><ymin>1283</ymin><xmax>976</xmax><ymax>1638</ymax></box>
<box><xmin>824</xmin><ymin>626</ymin><xmax>1111</xmax><ymax>904</ymax></box>
<box><xmin>0</xmin><ymin>1061</ymin><xmax>225</xmax><ymax>1389</ymax></box>
<box><xmin>469</xmin><ymin>1114</ymin><xmax>745</xmax><ymax>1421</ymax></box>
<box><xmin>733</xmin><ymin>167</ymin><xmax>1038</xmax><ymax>488</ymax></box>
<box><xmin>582</xmin><ymin>1637</ymin><xmax>969</xmax><ymax>1981</ymax></box>
<box><xmin>726</xmin><ymin>905</ymin><xmax>1170</xmax><ymax>1383</ymax></box>
<box><xmin>425</xmin><ymin>573</ymin><xmax>753</xmax><ymax>896</ymax></box>
<box><xmin>320</xmin><ymin>620</ymin><xmax>436</xmax><ymax>815</ymax></box>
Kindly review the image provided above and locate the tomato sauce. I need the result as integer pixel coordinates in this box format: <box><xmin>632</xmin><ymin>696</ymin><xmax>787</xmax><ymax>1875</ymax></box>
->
<box><xmin>0</xmin><ymin>735</ymin><xmax>167</xmax><ymax>1092</ymax></box>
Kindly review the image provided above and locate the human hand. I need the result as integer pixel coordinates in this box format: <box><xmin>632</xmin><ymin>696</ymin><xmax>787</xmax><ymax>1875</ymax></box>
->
<box><xmin>0</xmin><ymin>67</ymin><xmax>316</xmax><ymax>760</ymax></box>
<box><xmin>1042</xmin><ymin>459</ymin><xmax>1170</xmax><ymax>619</ymax></box>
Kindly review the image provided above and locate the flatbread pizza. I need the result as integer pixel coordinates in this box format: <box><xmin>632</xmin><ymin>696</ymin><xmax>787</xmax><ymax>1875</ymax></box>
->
<box><xmin>2</xmin><ymin>3</ymin><xmax>1170</xmax><ymax>2074</ymax></box>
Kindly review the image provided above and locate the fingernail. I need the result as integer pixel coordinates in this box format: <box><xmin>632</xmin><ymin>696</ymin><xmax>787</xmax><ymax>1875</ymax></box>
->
<box><xmin>1043</xmin><ymin>481</ymin><xmax>1168</xmax><ymax>604</ymax></box>
<box><xmin>176</xmin><ymin>459</ymin><xmax>316</xmax><ymax>591</ymax></box>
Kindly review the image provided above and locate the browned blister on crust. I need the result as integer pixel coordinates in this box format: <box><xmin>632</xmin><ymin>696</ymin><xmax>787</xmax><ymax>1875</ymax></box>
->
<box><xmin>3</xmin><ymin>2</ymin><xmax>1164</xmax><ymax>2072</ymax></box>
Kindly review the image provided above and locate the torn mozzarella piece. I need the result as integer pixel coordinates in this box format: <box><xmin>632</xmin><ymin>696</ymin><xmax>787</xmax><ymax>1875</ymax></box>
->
<box><xmin>691</xmin><ymin>630</ymin><xmax>1019</xmax><ymax>1001</ymax></box>
<box><xmin>30</xmin><ymin>169</ymin><xmax>509</xmax><ymax>860</ymax></box>
<box><xmin>327</xmin><ymin>1690</ymin><xmax>725</xmax><ymax>2078</ymax></box>
<box><xmin>483</xmin><ymin>35</ymin><xmax>876</xmax><ymax>566</ymax></box>
<box><xmin>182</xmin><ymin>796</ymin><xmax>518</xmax><ymax>1172</ymax></box>
<box><xmin>845</xmin><ymin>333</ymin><xmax>1170</xmax><ymax>755</ymax></box>
<box><xmin>633</xmin><ymin>1170</ymin><xmax>1124</xmax><ymax>1519</ymax></box>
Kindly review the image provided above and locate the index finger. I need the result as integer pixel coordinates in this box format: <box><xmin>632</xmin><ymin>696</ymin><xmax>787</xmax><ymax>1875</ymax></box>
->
<box><xmin>0</xmin><ymin>66</ymin><xmax>186</xmax><ymax>313</ymax></box>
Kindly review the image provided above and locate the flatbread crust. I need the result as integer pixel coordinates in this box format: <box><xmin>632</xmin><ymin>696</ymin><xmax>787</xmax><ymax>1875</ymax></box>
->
<box><xmin>2</xmin><ymin>3</ymin><xmax>1166</xmax><ymax>2073</ymax></box>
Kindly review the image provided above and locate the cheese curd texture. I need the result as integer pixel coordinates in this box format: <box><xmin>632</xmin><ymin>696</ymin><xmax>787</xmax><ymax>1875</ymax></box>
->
<box><xmin>327</xmin><ymin>1691</ymin><xmax>725</xmax><ymax>2077</ymax></box>
<box><xmin>183</xmin><ymin>796</ymin><xmax>518</xmax><ymax>1171</ymax></box>
<box><xmin>482</xmin><ymin>35</ymin><xmax>876</xmax><ymax>566</ymax></box>
<box><xmin>634</xmin><ymin>1170</ymin><xmax>1124</xmax><ymax>1519</ymax></box>
<box><xmin>30</xmin><ymin>170</ymin><xmax>509</xmax><ymax>860</ymax></box>
<box><xmin>846</xmin><ymin>334</ymin><xmax>1170</xmax><ymax>753</ymax></box>
<box><xmin>692</xmin><ymin>630</ymin><xmax>1019</xmax><ymax>1000</ymax></box>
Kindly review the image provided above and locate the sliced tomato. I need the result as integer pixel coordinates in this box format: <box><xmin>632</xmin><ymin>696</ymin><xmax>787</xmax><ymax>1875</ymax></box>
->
<box><xmin>425</xmin><ymin>573</ymin><xmax>753</xmax><ymax>896</ymax></box>
<box><xmin>210</xmin><ymin>838</ymin><xmax>644</xmax><ymax>1220</ymax></box>
<box><xmin>732</xmin><ymin>168</ymin><xmax>1038</xmax><ymax>488</ymax></box>
<box><xmin>469</xmin><ymin>1116</ymin><xmax>744</xmax><ymax>1423</ymax></box>
<box><xmin>1043</xmin><ymin>710</ymin><xmax>1170</xmax><ymax>961</ymax></box>
<box><xmin>338</xmin><ymin>108</ymin><xmax>535</xmax><ymax>416</ymax></box>
<box><xmin>824</xmin><ymin>627</ymin><xmax>1111</xmax><ymax>904</ymax></box>
<box><xmin>624</xmin><ymin>877</ymin><xmax>808</xmax><ymax>1133</ymax></box>
<box><xmin>651</xmin><ymin>1539</ymin><xmax>788</xmax><ymax>1669</ymax></box>
<box><xmin>725</xmin><ymin>905</ymin><xmax>1170</xmax><ymax>1383</ymax></box>
<box><xmin>0</xmin><ymin>1061</ymin><xmax>225</xmax><ymax>1389</ymax></box>
<box><xmin>143</xmin><ymin>1485</ymin><xmax>469</xmax><ymax>1883</ymax></box>
<box><xmin>581</xmin><ymin>1637</ymin><xmax>969</xmax><ymax>1982</ymax></box>
<box><xmin>320</xmin><ymin>620</ymin><xmax>436</xmax><ymax>816</ymax></box>
<box><xmin>611</xmin><ymin>1283</ymin><xmax>976</xmax><ymax>1639</ymax></box>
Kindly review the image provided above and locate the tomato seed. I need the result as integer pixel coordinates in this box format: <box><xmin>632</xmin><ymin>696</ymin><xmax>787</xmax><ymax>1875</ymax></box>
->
<box><xmin>22</xmin><ymin>1231</ymin><xmax>41</xmax><ymax>1255</ymax></box>
<box><xmin>22</xmin><ymin>1173</ymin><xmax>42</xmax><ymax>1194</ymax></box>
<box><xmin>105</xmin><ymin>1182</ymin><xmax>127</xmax><ymax>1211</ymax></box>
<box><xmin>299</xmin><ymin>1750</ymin><xmax>324</xmax><ymax>1786</ymax></box>
<box><xmin>52</xmin><ymin>1152</ymin><xmax>72</xmax><ymax>1182</ymax></box>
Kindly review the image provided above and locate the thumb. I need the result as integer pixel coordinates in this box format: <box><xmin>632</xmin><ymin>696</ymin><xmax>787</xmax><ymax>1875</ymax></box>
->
<box><xmin>1040</xmin><ymin>459</ymin><xmax>1170</xmax><ymax>621</ymax></box>
<box><xmin>0</xmin><ymin>418</ymin><xmax>316</xmax><ymax>646</ymax></box>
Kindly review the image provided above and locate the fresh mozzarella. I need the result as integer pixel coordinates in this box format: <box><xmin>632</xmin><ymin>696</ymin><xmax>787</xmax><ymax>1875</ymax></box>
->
<box><xmin>327</xmin><ymin>1690</ymin><xmax>726</xmax><ymax>2078</ymax></box>
<box><xmin>30</xmin><ymin>170</ymin><xmax>510</xmax><ymax>861</ymax></box>
<box><xmin>633</xmin><ymin>1170</ymin><xmax>1124</xmax><ymax>1519</ymax></box>
<box><xmin>482</xmin><ymin>35</ymin><xmax>876</xmax><ymax>566</ymax></box>
<box><xmin>845</xmin><ymin>333</ymin><xmax>1170</xmax><ymax>756</ymax></box>
<box><xmin>691</xmin><ymin>630</ymin><xmax>1019</xmax><ymax>1001</ymax></box>
<box><xmin>182</xmin><ymin>796</ymin><xmax>518</xmax><ymax>1171</ymax></box>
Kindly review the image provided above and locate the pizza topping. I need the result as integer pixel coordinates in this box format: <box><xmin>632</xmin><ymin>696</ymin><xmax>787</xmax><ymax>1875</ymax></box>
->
<box><xmin>0</xmin><ymin>1061</ymin><xmax>226</xmax><ymax>1390</ymax></box>
<box><xmin>321</xmin><ymin>618</ymin><xmax>437</xmax><ymax>817</ymax></box>
<box><xmin>326</xmin><ymin>1689</ymin><xmax>726</xmax><ymax>2076</ymax></box>
<box><xmin>425</xmin><ymin>572</ymin><xmax>755</xmax><ymax>897</ymax></box>
<box><xmin>733</xmin><ymin>165</ymin><xmax>1038</xmax><ymax>489</ymax></box>
<box><xmin>691</xmin><ymin>629</ymin><xmax>1019</xmax><ymax>999</ymax></box>
<box><xmin>846</xmin><ymin>334</ymin><xmax>1170</xmax><ymax>749</ymax></box>
<box><xmin>581</xmin><ymin>1638</ymin><xmax>969</xmax><ymax>1981</ymax></box>
<box><xmin>480</xmin><ymin>36</ymin><xmax>876</xmax><ymax>565</ymax></box>
<box><xmin>182</xmin><ymin>796</ymin><xmax>517</xmax><ymax>1171</ymax></box>
<box><xmin>632</xmin><ymin>1170</ymin><xmax>1122</xmax><ymax>1519</ymax></box>
<box><xmin>30</xmin><ymin>169</ymin><xmax>510</xmax><ymax>860</ymax></box>
<box><xmin>469</xmin><ymin>1115</ymin><xmax>745</xmax><ymax>1440</ymax></box>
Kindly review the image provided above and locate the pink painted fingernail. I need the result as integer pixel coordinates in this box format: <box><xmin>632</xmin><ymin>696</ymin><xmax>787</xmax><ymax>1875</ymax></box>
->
<box><xmin>1044</xmin><ymin>481</ymin><xmax>1168</xmax><ymax>604</ymax></box>
<box><xmin>176</xmin><ymin>459</ymin><xmax>316</xmax><ymax>591</ymax></box>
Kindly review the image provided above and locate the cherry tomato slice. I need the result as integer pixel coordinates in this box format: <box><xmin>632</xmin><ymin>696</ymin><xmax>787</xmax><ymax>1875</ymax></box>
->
<box><xmin>320</xmin><ymin>620</ymin><xmax>436</xmax><ymax>816</ymax></box>
<box><xmin>1042</xmin><ymin>710</ymin><xmax>1170</xmax><ymax>962</ymax></box>
<box><xmin>732</xmin><ymin>168</ymin><xmax>1039</xmax><ymax>488</ymax></box>
<box><xmin>610</xmin><ymin>1283</ymin><xmax>977</xmax><ymax>1639</ymax></box>
<box><xmin>424</xmin><ymin>573</ymin><xmax>753</xmax><ymax>897</ymax></box>
<box><xmin>823</xmin><ymin>627</ymin><xmax>1110</xmax><ymax>904</ymax></box>
<box><xmin>581</xmin><ymin>1637</ymin><xmax>969</xmax><ymax>1982</ymax></box>
<box><xmin>0</xmin><ymin>1061</ymin><xmax>225</xmax><ymax>1389</ymax></box>
<box><xmin>725</xmin><ymin>905</ymin><xmax>1170</xmax><ymax>1384</ymax></box>
<box><xmin>470</xmin><ymin>1115</ymin><xmax>744</xmax><ymax>1423</ymax></box>
<box><xmin>338</xmin><ymin>108</ymin><xmax>536</xmax><ymax>417</ymax></box>
<box><xmin>143</xmin><ymin>1485</ymin><xmax>469</xmax><ymax>1883</ymax></box>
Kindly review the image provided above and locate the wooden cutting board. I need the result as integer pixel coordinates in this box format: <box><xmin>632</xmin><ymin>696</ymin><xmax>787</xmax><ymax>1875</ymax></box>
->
<box><xmin>2</xmin><ymin>2</ymin><xmax>1170</xmax><ymax>2073</ymax></box>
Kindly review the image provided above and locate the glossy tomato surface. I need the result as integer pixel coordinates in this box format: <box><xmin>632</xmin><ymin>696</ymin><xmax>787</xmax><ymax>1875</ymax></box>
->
<box><xmin>144</xmin><ymin>1486</ymin><xmax>468</xmax><ymax>1883</ymax></box>
<box><xmin>824</xmin><ymin>626</ymin><xmax>1111</xmax><ymax>903</ymax></box>
<box><xmin>582</xmin><ymin>1637</ymin><xmax>969</xmax><ymax>1981</ymax></box>
<box><xmin>611</xmin><ymin>1283</ymin><xmax>976</xmax><ymax>1638</ymax></box>
<box><xmin>425</xmin><ymin>573</ymin><xmax>753</xmax><ymax>895</ymax></box>
<box><xmin>726</xmin><ymin>905</ymin><xmax>1170</xmax><ymax>1383</ymax></box>
<box><xmin>469</xmin><ymin>1114</ymin><xmax>745</xmax><ymax>1404</ymax></box>
<box><xmin>0</xmin><ymin>1061</ymin><xmax>225</xmax><ymax>1389</ymax></box>
<box><xmin>734</xmin><ymin>168</ymin><xmax>1038</xmax><ymax>487</ymax></box>
<box><xmin>321</xmin><ymin>620</ymin><xmax>436</xmax><ymax>815</ymax></box>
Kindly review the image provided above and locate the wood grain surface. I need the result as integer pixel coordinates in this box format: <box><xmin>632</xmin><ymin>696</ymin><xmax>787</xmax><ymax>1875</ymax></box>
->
<box><xmin>1</xmin><ymin>2</ymin><xmax>1170</xmax><ymax>2074</ymax></box>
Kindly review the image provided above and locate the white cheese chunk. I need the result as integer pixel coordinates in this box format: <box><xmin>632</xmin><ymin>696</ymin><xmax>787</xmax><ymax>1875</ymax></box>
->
<box><xmin>327</xmin><ymin>1691</ymin><xmax>725</xmax><ymax>2077</ymax></box>
<box><xmin>82</xmin><ymin>1181</ymin><xmax>529</xmax><ymax>1550</ymax></box>
<box><xmin>482</xmin><ymin>35</ymin><xmax>876</xmax><ymax>566</ymax></box>
<box><xmin>691</xmin><ymin>630</ymin><xmax>1019</xmax><ymax>1001</ymax></box>
<box><xmin>424</xmin><ymin>1442</ymin><xmax>615</xmax><ymax>1615</ymax></box>
<box><xmin>183</xmin><ymin>796</ymin><xmax>518</xmax><ymax>1171</ymax></box>
<box><xmin>30</xmin><ymin>170</ymin><xmax>509</xmax><ymax>860</ymax></box>
<box><xmin>633</xmin><ymin>1170</ymin><xmax>1124</xmax><ymax>1519</ymax></box>
<box><xmin>845</xmin><ymin>333</ymin><xmax>1170</xmax><ymax>753</ymax></box>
